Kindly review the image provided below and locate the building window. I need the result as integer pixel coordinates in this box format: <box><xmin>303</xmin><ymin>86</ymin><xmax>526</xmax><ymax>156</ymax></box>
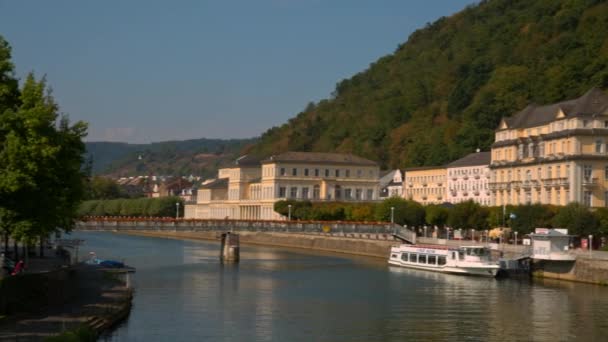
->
<box><xmin>325</xmin><ymin>169</ymin><xmax>329</xmax><ymax>177</ymax></box>
<box><xmin>597</xmin><ymin>140</ymin><xmax>604</xmax><ymax>154</ymax></box>
<box><xmin>290</xmin><ymin>187</ymin><xmax>298</xmax><ymax>198</ymax></box>
<box><xmin>584</xmin><ymin>165</ymin><xmax>592</xmax><ymax>180</ymax></box>
<box><xmin>556</xmin><ymin>166</ymin><xmax>560</xmax><ymax>178</ymax></box>
<box><xmin>605</xmin><ymin>120</ymin><xmax>608</xmax><ymax>128</ymax></box>
<box><xmin>545</xmin><ymin>189</ymin><xmax>551</xmax><ymax>203</ymax></box>
<box><xmin>313</xmin><ymin>185</ymin><xmax>320</xmax><ymax>199</ymax></box>
<box><xmin>335</xmin><ymin>185</ymin><xmax>342</xmax><ymax>199</ymax></box>
<box><xmin>346</xmin><ymin>169</ymin><xmax>350</xmax><ymax>177</ymax></box>
<box><xmin>280</xmin><ymin>168</ymin><xmax>286</xmax><ymax>176</ymax></box>
<box><xmin>584</xmin><ymin>191</ymin><xmax>592</xmax><ymax>207</ymax></box>
<box><xmin>525</xmin><ymin>191</ymin><xmax>531</xmax><ymax>204</ymax></box>
<box><xmin>315</xmin><ymin>169</ymin><xmax>319</xmax><ymax>177</ymax></box>
<box><xmin>367</xmin><ymin>189</ymin><xmax>374</xmax><ymax>200</ymax></box>
<box><xmin>547</xmin><ymin>166</ymin><xmax>552</xmax><ymax>179</ymax></box>
<box><xmin>566</xmin><ymin>165</ymin><xmax>570</xmax><ymax>178</ymax></box>
<box><xmin>279</xmin><ymin>187</ymin><xmax>286</xmax><ymax>197</ymax></box>
<box><xmin>565</xmin><ymin>190</ymin><xmax>569</xmax><ymax>204</ymax></box>
<box><xmin>556</xmin><ymin>189</ymin><xmax>560</xmax><ymax>205</ymax></box>
<box><xmin>292</xmin><ymin>168</ymin><xmax>298</xmax><ymax>176</ymax></box>
<box><xmin>304</xmin><ymin>169</ymin><xmax>309</xmax><ymax>176</ymax></box>
<box><xmin>355</xmin><ymin>189</ymin><xmax>362</xmax><ymax>200</ymax></box>
<box><xmin>539</xmin><ymin>142</ymin><xmax>545</xmax><ymax>157</ymax></box>
<box><xmin>302</xmin><ymin>187</ymin><xmax>309</xmax><ymax>199</ymax></box>
<box><xmin>335</xmin><ymin>169</ymin><xmax>340</xmax><ymax>177</ymax></box>
<box><xmin>344</xmin><ymin>188</ymin><xmax>352</xmax><ymax>199</ymax></box>
<box><xmin>357</xmin><ymin>169</ymin><xmax>362</xmax><ymax>178</ymax></box>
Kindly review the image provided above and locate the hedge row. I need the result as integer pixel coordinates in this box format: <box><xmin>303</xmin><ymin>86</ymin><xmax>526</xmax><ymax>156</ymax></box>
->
<box><xmin>77</xmin><ymin>197</ymin><xmax>184</xmax><ymax>218</ymax></box>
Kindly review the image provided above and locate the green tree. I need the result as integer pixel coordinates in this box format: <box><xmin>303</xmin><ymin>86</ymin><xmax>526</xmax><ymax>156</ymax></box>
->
<box><xmin>0</xmin><ymin>71</ymin><xmax>88</xmax><ymax>252</ymax></box>
<box><xmin>552</xmin><ymin>203</ymin><xmax>598</xmax><ymax>236</ymax></box>
<box><xmin>375</xmin><ymin>197</ymin><xmax>425</xmax><ymax>226</ymax></box>
<box><xmin>509</xmin><ymin>204</ymin><xmax>556</xmax><ymax>234</ymax></box>
<box><xmin>447</xmin><ymin>200</ymin><xmax>489</xmax><ymax>230</ymax></box>
<box><xmin>425</xmin><ymin>204</ymin><xmax>449</xmax><ymax>227</ymax></box>
<box><xmin>86</xmin><ymin>176</ymin><xmax>127</xmax><ymax>200</ymax></box>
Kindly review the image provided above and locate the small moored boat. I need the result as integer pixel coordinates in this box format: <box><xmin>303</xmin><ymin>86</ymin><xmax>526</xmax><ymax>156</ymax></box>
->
<box><xmin>388</xmin><ymin>244</ymin><xmax>499</xmax><ymax>277</ymax></box>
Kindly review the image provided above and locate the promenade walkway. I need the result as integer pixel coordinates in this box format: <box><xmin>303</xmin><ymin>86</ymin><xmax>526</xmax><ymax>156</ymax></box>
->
<box><xmin>0</xmin><ymin>263</ymin><xmax>131</xmax><ymax>341</ymax></box>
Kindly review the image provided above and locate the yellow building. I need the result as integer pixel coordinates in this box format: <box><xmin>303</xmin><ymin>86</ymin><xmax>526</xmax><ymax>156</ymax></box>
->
<box><xmin>490</xmin><ymin>88</ymin><xmax>608</xmax><ymax>207</ymax></box>
<box><xmin>403</xmin><ymin>166</ymin><xmax>447</xmax><ymax>205</ymax></box>
<box><xmin>186</xmin><ymin>152</ymin><xmax>380</xmax><ymax>220</ymax></box>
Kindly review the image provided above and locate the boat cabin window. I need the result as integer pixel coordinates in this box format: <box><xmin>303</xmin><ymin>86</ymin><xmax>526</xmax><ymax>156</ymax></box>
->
<box><xmin>401</xmin><ymin>253</ymin><xmax>407</xmax><ymax>261</ymax></box>
<box><xmin>452</xmin><ymin>252</ymin><xmax>457</xmax><ymax>260</ymax></box>
<box><xmin>467</xmin><ymin>248</ymin><xmax>487</xmax><ymax>257</ymax></box>
<box><xmin>409</xmin><ymin>253</ymin><xmax>417</xmax><ymax>263</ymax></box>
<box><xmin>438</xmin><ymin>256</ymin><xmax>446</xmax><ymax>265</ymax></box>
<box><xmin>458</xmin><ymin>250</ymin><xmax>465</xmax><ymax>260</ymax></box>
<box><xmin>419</xmin><ymin>255</ymin><xmax>427</xmax><ymax>264</ymax></box>
<box><xmin>392</xmin><ymin>254</ymin><xmax>398</xmax><ymax>259</ymax></box>
<box><xmin>428</xmin><ymin>255</ymin><xmax>437</xmax><ymax>265</ymax></box>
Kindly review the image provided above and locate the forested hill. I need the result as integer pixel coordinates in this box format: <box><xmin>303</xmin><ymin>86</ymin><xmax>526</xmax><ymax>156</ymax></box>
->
<box><xmin>86</xmin><ymin>138</ymin><xmax>256</xmax><ymax>178</ymax></box>
<box><xmin>250</xmin><ymin>0</ymin><xmax>608</xmax><ymax>169</ymax></box>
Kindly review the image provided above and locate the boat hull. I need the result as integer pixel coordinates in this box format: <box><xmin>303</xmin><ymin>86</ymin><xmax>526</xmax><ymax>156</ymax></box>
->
<box><xmin>388</xmin><ymin>259</ymin><xmax>498</xmax><ymax>277</ymax></box>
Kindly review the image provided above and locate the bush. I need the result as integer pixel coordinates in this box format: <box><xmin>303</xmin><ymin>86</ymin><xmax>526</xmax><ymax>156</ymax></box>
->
<box><xmin>78</xmin><ymin>197</ymin><xmax>184</xmax><ymax>218</ymax></box>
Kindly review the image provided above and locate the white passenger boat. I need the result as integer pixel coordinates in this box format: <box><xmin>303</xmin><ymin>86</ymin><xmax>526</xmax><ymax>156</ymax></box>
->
<box><xmin>388</xmin><ymin>244</ymin><xmax>500</xmax><ymax>277</ymax></box>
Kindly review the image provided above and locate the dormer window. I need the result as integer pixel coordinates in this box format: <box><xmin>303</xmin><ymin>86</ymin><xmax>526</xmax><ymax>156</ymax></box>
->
<box><xmin>583</xmin><ymin>119</ymin><xmax>590</xmax><ymax>128</ymax></box>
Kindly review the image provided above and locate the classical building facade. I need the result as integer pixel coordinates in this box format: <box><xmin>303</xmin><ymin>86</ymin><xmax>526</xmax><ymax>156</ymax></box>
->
<box><xmin>490</xmin><ymin>88</ymin><xmax>608</xmax><ymax>207</ymax></box>
<box><xmin>185</xmin><ymin>152</ymin><xmax>380</xmax><ymax>220</ymax></box>
<box><xmin>447</xmin><ymin>151</ymin><xmax>492</xmax><ymax>205</ymax></box>
<box><xmin>379</xmin><ymin>169</ymin><xmax>403</xmax><ymax>198</ymax></box>
<box><xmin>403</xmin><ymin>166</ymin><xmax>447</xmax><ymax>205</ymax></box>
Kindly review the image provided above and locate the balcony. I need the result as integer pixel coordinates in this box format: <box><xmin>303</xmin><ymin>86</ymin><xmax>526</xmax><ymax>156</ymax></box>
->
<box><xmin>583</xmin><ymin>177</ymin><xmax>598</xmax><ymax>187</ymax></box>
<box><xmin>437</xmin><ymin>182</ymin><xmax>443</xmax><ymax>187</ymax></box>
<box><xmin>511</xmin><ymin>181</ymin><xmax>522</xmax><ymax>190</ymax></box>
<box><xmin>522</xmin><ymin>181</ymin><xmax>532</xmax><ymax>189</ymax></box>
<box><xmin>463</xmin><ymin>175</ymin><xmax>469</xmax><ymax>180</ymax></box>
<box><xmin>474</xmin><ymin>175</ymin><xmax>480</xmax><ymax>179</ymax></box>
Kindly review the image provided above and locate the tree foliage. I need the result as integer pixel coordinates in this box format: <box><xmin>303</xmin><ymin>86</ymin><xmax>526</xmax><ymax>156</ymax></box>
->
<box><xmin>249</xmin><ymin>0</ymin><xmax>608</xmax><ymax>169</ymax></box>
<box><xmin>78</xmin><ymin>197</ymin><xmax>184</xmax><ymax>218</ymax></box>
<box><xmin>0</xmin><ymin>42</ymin><xmax>88</xmax><ymax>244</ymax></box>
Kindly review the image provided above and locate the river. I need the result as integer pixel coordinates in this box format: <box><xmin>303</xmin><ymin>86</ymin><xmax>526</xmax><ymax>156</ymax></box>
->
<box><xmin>71</xmin><ymin>231</ymin><xmax>608</xmax><ymax>341</ymax></box>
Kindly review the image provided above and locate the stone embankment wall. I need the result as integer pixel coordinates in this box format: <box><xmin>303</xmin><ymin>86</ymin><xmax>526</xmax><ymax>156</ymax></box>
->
<box><xmin>119</xmin><ymin>230</ymin><xmax>397</xmax><ymax>258</ymax></box>
<box><xmin>534</xmin><ymin>254</ymin><xmax>608</xmax><ymax>285</ymax></box>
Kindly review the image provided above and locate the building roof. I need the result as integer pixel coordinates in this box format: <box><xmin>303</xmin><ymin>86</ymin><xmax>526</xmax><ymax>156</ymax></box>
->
<box><xmin>403</xmin><ymin>166</ymin><xmax>446</xmax><ymax>172</ymax></box>
<box><xmin>500</xmin><ymin>88</ymin><xmax>608</xmax><ymax>130</ymax></box>
<box><xmin>199</xmin><ymin>178</ymin><xmax>228</xmax><ymax>189</ymax></box>
<box><xmin>447</xmin><ymin>151</ymin><xmax>491</xmax><ymax>168</ymax></box>
<box><xmin>262</xmin><ymin>151</ymin><xmax>377</xmax><ymax>166</ymax></box>
<box><xmin>234</xmin><ymin>154</ymin><xmax>262</xmax><ymax>167</ymax></box>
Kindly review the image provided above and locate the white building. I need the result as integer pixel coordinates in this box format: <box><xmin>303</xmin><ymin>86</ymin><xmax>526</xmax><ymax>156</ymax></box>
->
<box><xmin>379</xmin><ymin>170</ymin><xmax>403</xmax><ymax>198</ymax></box>
<box><xmin>447</xmin><ymin>151</ymin><xmax>492</xmax><ymax>205</ymax></box>
<box><xmin>185</xmin><ymin>152</ymin><xmax>380</xmax><ymax>220</ymax></box>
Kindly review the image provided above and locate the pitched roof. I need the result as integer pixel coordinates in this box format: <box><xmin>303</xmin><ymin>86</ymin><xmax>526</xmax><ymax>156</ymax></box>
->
<box><xmin>500</xmin><ymin>88</ymin><xmax>608</xmax><ymax>130</ymax></box>
<box><xmin>199</xmin><ymin>178</ymin><xmax>228</xmax><ymax>189</ymax></box>
<box><xmin>447</xmin><ymin>151</ymin><xmax>491</xmax><ymax>168</ymax></box>
<box><xmin>234</xmin><ymin>154</ymin><xmax>262</xmax><ymax>167</ymax></box>
<box><xmin>262</xmin><ymin>151</ymin><xmax>377</xmax><ymax>166</ymax></box>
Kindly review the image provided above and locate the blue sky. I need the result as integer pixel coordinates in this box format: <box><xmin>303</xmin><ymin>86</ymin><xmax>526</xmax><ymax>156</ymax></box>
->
<box><xmin>0</xmin><ymin>0</ymin><xmax>475</xmax><ymax>143</ymax></box>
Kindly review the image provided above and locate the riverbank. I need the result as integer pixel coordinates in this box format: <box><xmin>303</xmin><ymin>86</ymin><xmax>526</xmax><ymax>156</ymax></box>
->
<box><xmin>115</xmin><ymin>230</ymin><xmax>608</xmax><ymax>286</ymax></box>
<box><xmin>0</xmin><ymin>264</ymin><xmax>132</xmax><ymax>341</ymax></box>
<box><xmin>117</xmin><ymin>230</ymin><xmax>396</xmax><ymax>258</ymax></box>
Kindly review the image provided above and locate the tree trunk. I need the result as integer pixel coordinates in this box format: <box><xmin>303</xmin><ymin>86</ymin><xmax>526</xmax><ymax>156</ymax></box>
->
<box><xmin>39</xmin><ymin>236</ymin><xmax>44</xmax><ymax>258</ymax></box>
<box><xmin>13</xmin><ymin>240</ymin><xmax>18</xmax><ymax>260</ymax></box>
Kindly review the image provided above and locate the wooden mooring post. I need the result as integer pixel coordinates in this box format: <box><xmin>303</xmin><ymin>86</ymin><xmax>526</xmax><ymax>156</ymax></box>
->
<box><xmin>220</xmin><ymin>232</ymin><xmax>240</xmax><ymax>263</ymax></box>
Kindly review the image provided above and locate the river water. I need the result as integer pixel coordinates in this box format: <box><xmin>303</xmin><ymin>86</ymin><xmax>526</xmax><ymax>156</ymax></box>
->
<box><xmin>72</xmin><ymin>231</ymin><xmax>608</xmax><ymax>341</ymax></box>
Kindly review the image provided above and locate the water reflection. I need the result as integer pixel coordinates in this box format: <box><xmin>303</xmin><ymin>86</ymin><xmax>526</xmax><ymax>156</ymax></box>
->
<box><xmin>69</xmin><ymin>232</ymin><xmax>608</xmax><ymax>342</ymax></box>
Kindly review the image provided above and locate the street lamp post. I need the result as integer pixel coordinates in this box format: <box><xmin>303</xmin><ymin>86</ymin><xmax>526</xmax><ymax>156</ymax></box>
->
<box><xmin>175</xmin><ymin>202</ymin><xmax>180</xmax><ymax>220</ymax></box>
<box><xmin>390</xmin><ymin>207</ymin><xmax>395</xmax><ymax>225</ymax></box>
<box><xmin>423</xmin><ymin>226</ymin><xmax>427</xmax><ymax>238</ymax></box>
<box><xmin>471</xmin><ymin>229</ymin><xmax>475</xmax><ymax>242</ymax></box>
<box><xmin>514</xmin><ymin>231</ymin><xmax>518</xmax><ymax>246</ymax></box>
<box><xmin>288</xmin><ymin>204</ymin><xmax>292</xmax><ymax>221</ymax></box>
<box><xmin>589</xmin><ymin>234</ymin><xmax>593</xmax><ymax>257</ymax></box>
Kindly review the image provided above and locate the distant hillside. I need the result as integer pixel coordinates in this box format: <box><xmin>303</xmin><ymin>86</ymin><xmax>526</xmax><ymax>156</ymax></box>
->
<box><xmin>85</xmin><ymin>138</ymin><xmax>257</xmax><ymax>178</ymax></box>
<box><xmin>250</xmin><ymin>0</ymin><xmax>608</xmax><ymax>168</ymax></box>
